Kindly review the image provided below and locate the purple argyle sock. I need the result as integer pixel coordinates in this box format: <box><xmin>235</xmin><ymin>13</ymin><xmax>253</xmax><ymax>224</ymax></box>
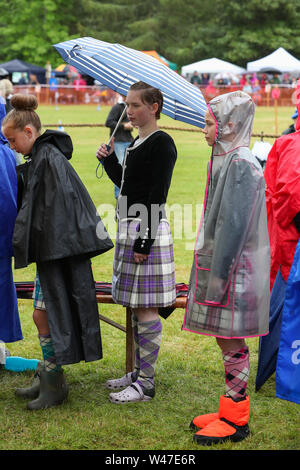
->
<box><xmin>135</xmin><ymin>318</ymin><xmax>162</xmax><ymax>390</ymax></box>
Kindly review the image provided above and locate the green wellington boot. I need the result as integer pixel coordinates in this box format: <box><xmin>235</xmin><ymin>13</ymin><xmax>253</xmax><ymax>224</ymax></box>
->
<box><xmin>27</xmin><ymin>369</ymin><xmax>69</xmax><ymax>410</ymax></box>
<box><xmin>15</xmin><ymin>361</ymin><xmax>44</xmax><ymax>400</ymax></box>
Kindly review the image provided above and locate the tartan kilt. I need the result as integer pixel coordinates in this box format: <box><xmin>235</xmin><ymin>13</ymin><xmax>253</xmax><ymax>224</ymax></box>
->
<box><xmin>112</xmin><ymin>218</ymin><xmax>176</xmax><ymax>308</ymax></box>
<box><xmin>184</xmin><ymin>250</ymin><xmax>265</xmax><ymax>338</ymax></box>
<box><xmin>32</xmin><ymin>274</ymin><xmax>46</xmax><ymax>310</ymax></box>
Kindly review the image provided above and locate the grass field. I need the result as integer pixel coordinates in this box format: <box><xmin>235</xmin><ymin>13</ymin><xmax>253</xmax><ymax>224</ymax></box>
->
<box><xmin>1</xmin><ymin>104</ymin><xmax>299</xmax><ymax>452</ymax></box>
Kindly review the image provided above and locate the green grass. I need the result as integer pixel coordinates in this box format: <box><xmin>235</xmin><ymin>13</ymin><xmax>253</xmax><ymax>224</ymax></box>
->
<box><xmin>1</xmin><ymin>104</ymin><xmax>299</xmax><ymax>451</ymax></box>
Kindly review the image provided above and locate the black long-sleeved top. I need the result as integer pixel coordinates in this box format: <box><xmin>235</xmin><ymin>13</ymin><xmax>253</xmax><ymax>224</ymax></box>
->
<box><xmin>103</xmin><ymin>130</ymin><xmax>177</xmax><ymax>254</ymax></box>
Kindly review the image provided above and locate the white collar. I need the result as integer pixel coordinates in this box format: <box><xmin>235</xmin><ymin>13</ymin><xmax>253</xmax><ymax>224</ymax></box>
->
<box><xmin>129</xmin><ymin>129</ymin><xmax>160</xmax><ymax>150</ymax></box>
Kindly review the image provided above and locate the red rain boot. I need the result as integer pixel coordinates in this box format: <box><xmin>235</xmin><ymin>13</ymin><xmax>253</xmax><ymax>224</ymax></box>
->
<box><xmin>190</xmin><ymin>412</ymin><xmax>219</xmax><ymax>431</ymax></box>
<box><xmin>193</xmin><ymin>395</ymin><xmax>250</xmax><ymax>446</ymax></box>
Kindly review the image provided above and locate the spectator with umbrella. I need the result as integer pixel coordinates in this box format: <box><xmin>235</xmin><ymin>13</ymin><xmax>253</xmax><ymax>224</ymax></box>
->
<box><xmin>97</xmin><ymin>82</ymin><xmax>177</xmax><ymax>404</ymax></box>
<box><xmin>53</xmin><ymin>36</ymin><xmax>206</xmax><ymax>404</ymax></box>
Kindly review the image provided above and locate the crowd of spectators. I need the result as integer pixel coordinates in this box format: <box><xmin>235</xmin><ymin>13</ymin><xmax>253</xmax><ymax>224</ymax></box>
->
<box><xmin>186</xmin><ymin>71</ymin><xmax>300</xmax><ymax>105</ymax></box>
<box><xmin>188</xmin><ymin>71</ymin><xmax>298</xmax><ymax>89</ymax></box>
<box><xmin>10</xmin><ymin>69</ymin><xmax>113</xmax><ymax>105</ymax></box>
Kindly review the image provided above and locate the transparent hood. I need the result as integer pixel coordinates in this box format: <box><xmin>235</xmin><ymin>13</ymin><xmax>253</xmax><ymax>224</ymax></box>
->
<box><xmin>208</xmin><ymin>91</ymin><xmax>255</xmax><ymax>155</ymax></box>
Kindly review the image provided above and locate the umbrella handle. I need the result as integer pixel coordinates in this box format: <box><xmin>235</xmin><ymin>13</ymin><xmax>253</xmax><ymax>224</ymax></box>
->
<box><xmin>96</xmin><ymin>145</ymin><xmax>111</xmax><ymax>160</ymax></box>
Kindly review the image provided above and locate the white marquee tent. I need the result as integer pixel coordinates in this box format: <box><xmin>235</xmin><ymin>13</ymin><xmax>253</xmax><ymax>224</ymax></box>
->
<box><xmin>247</xmin><ymin>47</ymin><xmax>300</xmax><ymax>73</ymax></box>
<box><xmin>181</xmin><ymin>57</ymin><xmax>246</xmax><ymax>76</ymax></box>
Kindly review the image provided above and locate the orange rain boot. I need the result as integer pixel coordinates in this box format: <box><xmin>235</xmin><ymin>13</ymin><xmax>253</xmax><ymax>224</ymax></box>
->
<box><xmin>193</xmin><ymin>395</ymin><xmax>250</xmax><ymax>446</ymax></box>
<box><xmin>189</xmin><ymin>412</ymin><xmax>219</xmax><ymax>431</ymax></box>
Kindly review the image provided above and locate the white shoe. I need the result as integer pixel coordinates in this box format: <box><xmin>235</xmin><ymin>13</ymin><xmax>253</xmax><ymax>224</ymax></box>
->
<box><xmin>109</xmin><ymin>383</ymin><xmax>154</xmax><ymax>404</ymax></box>
<box><xmin>105</xmin><ymin>372</ymin><xmax>133</xmax><ymax>390</ymax></box>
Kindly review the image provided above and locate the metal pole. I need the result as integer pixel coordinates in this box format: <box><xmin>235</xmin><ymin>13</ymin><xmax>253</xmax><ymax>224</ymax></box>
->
<box><xmin>106</xmin><ymin>105</ymin><xmax>128</xmax><ymax>151</ymax></box>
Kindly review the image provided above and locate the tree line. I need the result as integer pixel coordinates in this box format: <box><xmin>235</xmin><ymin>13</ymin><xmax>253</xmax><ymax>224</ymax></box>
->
<box><xmin>0</xmin><ymin>0</ymin><xmax>299</xmax><ymax>71</ymax></box>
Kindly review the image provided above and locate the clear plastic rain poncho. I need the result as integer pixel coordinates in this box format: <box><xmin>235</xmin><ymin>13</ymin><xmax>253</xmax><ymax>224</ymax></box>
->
<box><xmin>183</xmin><ymin>91</ymin><xmax>270</xmax><ymax>338</ymax></box>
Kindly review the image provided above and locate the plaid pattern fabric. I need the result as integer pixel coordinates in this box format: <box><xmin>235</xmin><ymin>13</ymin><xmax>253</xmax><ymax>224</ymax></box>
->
<box><xmin>32</xmin><ymin>274</ymin><xmax>46</xmax><ymax>310</ymax></box>
<box><xmin>223</xmin><ymin>347</ymin><xmax>250</xmax><ymax>400</ymax></box>
<box><xmin>112</xmin><ymin>219</ymin><xmax>176</xmax><ymax>308</ymax></box>
<box><xmin>185</xmin><ymin>251</ymin><xmax>260</xmax><ymax>338</ymax></box>
<box><xmin>39</xmin><ymin>334</ymin><xmax>61</xmax><ymax>373</ymax></box>
<box><xmin>136</xmin><ymin>318</ymin><xmax>162</xmax><ymax>389</ymax></box>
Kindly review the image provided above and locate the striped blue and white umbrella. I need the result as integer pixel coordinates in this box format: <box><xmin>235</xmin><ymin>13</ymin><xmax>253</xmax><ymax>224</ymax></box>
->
<box><xmin>53</xmin><ymin>37</ymin><xmax>207</xmax><ymax>128</ymax></box>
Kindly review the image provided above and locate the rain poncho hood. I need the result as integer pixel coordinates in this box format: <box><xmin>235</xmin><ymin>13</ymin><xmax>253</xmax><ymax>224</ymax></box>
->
<box><xmin>208</xmin><ymin>90</ymin><xmax>255</xmax><ymax>155</ymax></box>
<box><xmin>31</xmin><ymin>129</ymin><xmax>73</xmax><ymax>160</ymax></box>
<box><xmin>183</xmin><ymin>91</ymin><xmax>270</xmax><ymax>338</ymax></box>
<box><xmin>14</xmin><ymin>129</ymin><xmax>113</xmax><ymax>268</ymax></box>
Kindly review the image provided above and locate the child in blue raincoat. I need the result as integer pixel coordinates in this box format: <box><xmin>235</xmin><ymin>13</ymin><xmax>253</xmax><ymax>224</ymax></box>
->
<box><xmin>0</xmin><ymin>102</ymin><xmax>22</xmax><ymax>347</ymax></box>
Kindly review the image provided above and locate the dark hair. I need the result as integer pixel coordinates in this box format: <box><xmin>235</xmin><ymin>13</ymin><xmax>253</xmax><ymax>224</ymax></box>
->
<box><xmin>2</xmin><ymin>94</ymin><xmax>41</xmax><ymax>131</ymax></box>
<box><xmin>129</xmin><ymin>81</ymin><xmax>163</xmax><ymax>119</ymax></box>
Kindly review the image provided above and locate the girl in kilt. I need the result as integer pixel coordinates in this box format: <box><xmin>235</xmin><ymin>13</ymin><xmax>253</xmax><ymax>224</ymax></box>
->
<box><xmin>97</xmin><ymin>81</ymin><xmax>177</xmax><ymax>403</ymax></box>
<box><xmin>184</xmin><ymin>91</ymin><xmax>270</xmax><ymax>445</ymax></box>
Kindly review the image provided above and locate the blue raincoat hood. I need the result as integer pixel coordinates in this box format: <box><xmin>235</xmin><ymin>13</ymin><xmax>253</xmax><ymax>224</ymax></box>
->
<box><xmin>0</xmin><ymin>103</ymin><xmax>8</xmax><ymax>145</ymax></box>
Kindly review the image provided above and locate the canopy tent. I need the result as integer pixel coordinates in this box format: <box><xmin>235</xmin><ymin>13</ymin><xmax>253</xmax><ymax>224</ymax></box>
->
<box><xmin>181</xmin><ymin>57</ymin><xmax>245</xmax><ymax>76</ymax></box>
<box><xmin>247</xmin><ymin>47</ymin><xmax>300</xmax><ymax>73</ymax></box>
<box><xmin>55</xmin><ymin>63</ymin><xmax>81</xmax><ymax>77</ymax></box>
<box><xmin>0</xmin><ymin>59</ymin><xmax>29</xmax><ymax>73</ymax></box>
<box><xmin>157</xmin><ymin>54</ymin><xmax>177</xmax><ymax>71</ymax></box>
<box><xmin>0</xmin><ymin>59</ymin><xmax>46</xmax><ymax>83</ymax></box>
<box><xmin>0</xmin><ymin>68</ymin><xmax>8</xmax><ymax>77</ymax></box>
<box><xmin>142</xmin><ymin>51</ymin><xmax>177</xmax><ymax>71</ymax></box>
<box><xmin>142</xmin><ymin>50</ymin><xmax>168</xmax><ymax>66</ymax></box>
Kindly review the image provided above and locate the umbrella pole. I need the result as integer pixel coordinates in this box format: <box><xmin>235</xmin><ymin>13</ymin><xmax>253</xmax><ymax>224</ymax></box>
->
<box><xmin>96</xmin><ymin>104</ymin><xmax>128</xmax><ymax>172</ymax></box>
<box><xmin>106</xmin><ymin>105</ymin><xmax>128</xmax><ymax>151</ymax></box>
